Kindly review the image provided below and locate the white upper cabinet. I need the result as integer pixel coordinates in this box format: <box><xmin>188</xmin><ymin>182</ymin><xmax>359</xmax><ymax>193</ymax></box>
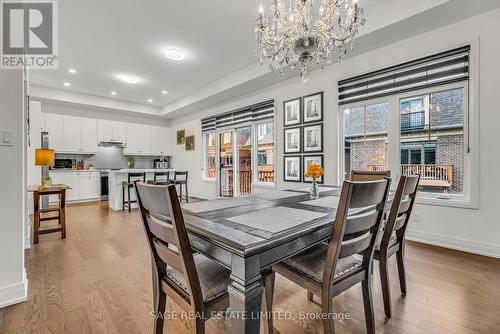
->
<box><xmin>44</xmin><ymin>113</ymin><xmax>64</xmax><ymax>152</ymax></box>
<box><xmin>113</xmin><ymin>121</ymin><xmax>127</xmax><ymax>143</ymax></box>
<box><xmin>150</xmin><ymin>125</ymin><xmax>171</xmax><ymax>155</ymax></box>
<box><xmin>97</xmin><ymin>119</ymin><xmax>113</xmax><ymax>142</ymax></box>
<box><xmin>125</xmin><ymin>123</ymin><xmax>150</xmax><ymax>155</ymax></box>
<box><xmin>81</xmin><ymin>118</ymin><xmax>98</xmax><ymax>153</ymax></box>
<box><xmin>63</xmin><ymin>115</ymin><xmax>82</xmax><ymax>152</ymax></box>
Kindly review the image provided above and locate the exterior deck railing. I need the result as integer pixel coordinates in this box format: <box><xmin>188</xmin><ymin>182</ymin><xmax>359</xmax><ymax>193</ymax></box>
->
<box><xmin>400</xmin><ymin>110</ymin><xmax>425</xmax><ymax>132</ymax></box>
<box><xmin>366</xmin><ymin>164</ymin><xmax>453</xmax><ymax>188</ymax></box>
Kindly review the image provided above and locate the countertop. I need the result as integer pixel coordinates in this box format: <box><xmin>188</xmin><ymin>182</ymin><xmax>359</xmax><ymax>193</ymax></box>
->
<box><xmin>107</xmin><ymin>169</ymin><xmax>174</xmax><ymax>173</ymax></box>
<box><xmin>50</xmin><ymin>169</ymin><xmax>100</xmax><ymax>173</ymax></box>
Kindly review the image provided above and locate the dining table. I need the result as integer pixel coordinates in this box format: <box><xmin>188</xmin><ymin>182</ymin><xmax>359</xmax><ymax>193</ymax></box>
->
<box><xmin>181</xmin><ymin>186</ymin><xmax>393</xmax><ymax>334</ymax></box>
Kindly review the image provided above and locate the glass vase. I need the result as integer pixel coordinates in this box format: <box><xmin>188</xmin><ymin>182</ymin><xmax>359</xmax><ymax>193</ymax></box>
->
<box><xmin>309</xmin><ymin>180</ymin><xmax>320</xmax><ymax>200</ymax></box>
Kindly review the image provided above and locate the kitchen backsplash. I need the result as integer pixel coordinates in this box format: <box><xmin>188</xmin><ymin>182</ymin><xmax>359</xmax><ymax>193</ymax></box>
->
<box><xmin>55</xmin><ymin>146</ymin><xmax>166</xmax><ymax>169</ymax></box>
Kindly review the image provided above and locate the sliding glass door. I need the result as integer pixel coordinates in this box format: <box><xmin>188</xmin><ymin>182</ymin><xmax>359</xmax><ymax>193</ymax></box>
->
<box><xmin>236</xmin><ymin>127</ymin><xmax>252</xmax><ymax>196</ymax></box>
<box><xmin>219</xmin><ymin>130</ymin><xmax>234</xmax><ymax>197</ymax></box>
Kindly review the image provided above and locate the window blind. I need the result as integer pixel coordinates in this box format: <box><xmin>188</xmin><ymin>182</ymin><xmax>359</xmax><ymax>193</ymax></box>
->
<box><xmin>338</xmin><ymin>46</ymin><xmax>470</xmax><ymax>105</ymax></box>
<box><xmin>201</xmin><ymin>100</ymin><xmax>274</xmax><ymax>132</ymax></box>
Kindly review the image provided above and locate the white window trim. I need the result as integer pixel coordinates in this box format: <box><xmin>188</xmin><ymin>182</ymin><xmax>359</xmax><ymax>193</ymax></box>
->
<box><xmin>201</xmin><ymin>131</ymin><xmax>216</xmax><ymax>182</ymax></box>
<box><xmin>339</xmin><ymin>80</ymin><xmax>479</xmax><ymax>209</ymax></box>
<box><xmin>253</xmin><ymin>119</ymin><xmax>277</xmax><ymax>188</ymax></box>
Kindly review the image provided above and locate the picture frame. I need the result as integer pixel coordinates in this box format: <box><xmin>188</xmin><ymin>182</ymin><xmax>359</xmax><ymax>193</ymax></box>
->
<box><xmin>283</xmin><ymin>97</ymin><xmax>301</xmax><ymax>127</ymax></box>
<box><xmin>303</xmin><ymin>92</ymin><xmax>323</xmax><ymax>124</ymax></box>
<box><xmin>303</xmin><ymin>155</ymin><xmax>324</xmax><ymax>184</ymax></box>
<box><xmin>284</xmin><ymin>126</ymin><xmax>301</xmax><ymax>154</ymax></box>
<box><xmin>283</xmin><ymin>155</ymin><xmax>302</xmax><ymax>182</ymax></box>
<box><xmin>303</xmin><ymin>123</ymin><xmax>323</xmax><ymax>153</ymax></box>
<box><xmin>177</xmin><ymin>129</ymin><xmax>186</xmax><ymax>145</ymax></box>
<box><xmin>185</xmin><ymin>135</ymin><xmax>195</xmax><ymax>151</ymax></box>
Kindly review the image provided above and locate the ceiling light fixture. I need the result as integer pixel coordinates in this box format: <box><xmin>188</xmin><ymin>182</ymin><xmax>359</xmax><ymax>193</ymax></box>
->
<box><xmin>111</xmin><ymin>91</ymin><xmax>117</xmax><ymax>96</ymax></box>
<box><xmin>256</xmin><ymin>0</ymin><xmax>365</xmax><ymax>82</ymax></box>
<box><xmin>163</xmin><ymin>48</ymin><xmax>185</xmax><ymax>61</ymax></box>
<box><xmin>162</xmin><ymin>90</ymin><xmax>168</xmax><ymax>95</ymax></box>
<box><xmin>63</xmin><ymin>82</ymin><xmax>71</xmax><ymax>87</ymax></box>
<box><xmin>147</xmin><ymin>98</ymin><xmax>153</xmax><ymax>103</ymax></box>
<box><xmin>68</xmin><ymin>68</ymin><xmax>77</xmax><ymax>74</ymax></box>
<box><xmin>118</xmin><ymin>74</ymin><xmax>140</xmax><ymax>85</ymax></box>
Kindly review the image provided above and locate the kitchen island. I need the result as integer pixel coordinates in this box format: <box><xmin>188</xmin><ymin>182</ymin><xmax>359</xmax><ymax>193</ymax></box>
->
<box><xmin>108</xmin><ymin>169</ymin><xmax>175</xmax><ymax>210</ymax></box>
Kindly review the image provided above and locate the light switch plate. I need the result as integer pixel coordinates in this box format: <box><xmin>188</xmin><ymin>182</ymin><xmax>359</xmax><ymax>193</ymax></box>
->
<box><xmin>0</xmin><ymin>129</ymin><xmax>14</xmax><ymax>146</ymax></box>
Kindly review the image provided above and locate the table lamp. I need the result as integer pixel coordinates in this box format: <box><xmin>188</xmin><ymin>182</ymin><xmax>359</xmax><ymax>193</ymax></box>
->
<box><xmin>35</xmin><ymin>148</ymin><xmax>55</xmax><ymax>189</ymax></box>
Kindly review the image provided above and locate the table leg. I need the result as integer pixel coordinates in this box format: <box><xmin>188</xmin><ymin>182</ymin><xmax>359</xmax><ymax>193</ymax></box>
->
<box><xmin>33</xmin><ymin>191</ymin><xmax>40</xmax><ymax>244</ymax></box>
<box><xmin>228</xmin><ymin>256</ymin><xmax>263</xmax><ymax>334</ymax></box>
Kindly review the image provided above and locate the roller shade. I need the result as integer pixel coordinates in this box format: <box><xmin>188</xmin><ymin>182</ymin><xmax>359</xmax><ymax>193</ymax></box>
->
<box><xmin>338</xmin><ymin>46</ymin><xmax>470</xmax><ymax>105</ymax></box>
<box><xmin>201</xmin><ymin>100</ymin><xmax>274</xmax><ymax>132</ymax></box>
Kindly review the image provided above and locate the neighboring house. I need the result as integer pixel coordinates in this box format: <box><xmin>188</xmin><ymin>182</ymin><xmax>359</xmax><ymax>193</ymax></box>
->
<box><xmin>344</xmin><ymin>88</ymin><xmax>464</xmax><ymax>194</ymax></box>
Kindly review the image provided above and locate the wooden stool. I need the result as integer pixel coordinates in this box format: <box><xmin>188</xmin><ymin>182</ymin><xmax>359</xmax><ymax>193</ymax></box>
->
<box><xmin>29</xmin><ymin>186</ymin><xmax>67</xmax><ymax>244</ymax></box>
<box><xmin>122</xmin><ymin>172</ymin><xmax>146</xmax><ymax>212</ymax></box>
<box><xmin>169</xmin><ymin>171</ymin><xmax>189</xmax><ymax>203</ymax></box>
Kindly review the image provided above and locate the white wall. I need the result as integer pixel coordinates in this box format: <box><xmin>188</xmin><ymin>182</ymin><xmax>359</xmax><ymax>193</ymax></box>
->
<box><xmin>169</xmin><ymin>8</ymin><xmax>500</xmax><ymax>258</ymax></box>
<box><xmin>0</xmin><ymin>69</ymin><xmax>28</xmax><ymax>307</ymax></box>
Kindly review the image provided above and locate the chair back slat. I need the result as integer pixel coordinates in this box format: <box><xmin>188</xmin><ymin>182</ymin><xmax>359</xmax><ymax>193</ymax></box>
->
<box><xmin>378</xmin><ymin>175</ymin><xmax>420</xmax><ymax>254</ymax></box>
<box><xmin>154</xmin><ymin>171</ymin><xmax>170</xmax><ymax>183</ymax></box>
<box><xmin>322</xmin><ymin>178</ymin><xmax>390</xmax><ymax>285</ymax></box>
<box><xmin>128</xmin><ymin>172</ymin><xmax>146</xmax><ymax>183</ymax></box>
<box><xmin>174</xmin><ymin>171</ymin><xmax>188</xmax><ymax>181</ymax></box>
<box><xmin>344</xmin><ymin>209</ymin><xmax>379</xmax><ymax>235</ymax></box>
<box><xmin>351</xmin><ymin>170</ymin><xmax>391</xmax><ymax>181</ymax></box>
<box><xmin>152</xmin><ymin>237</ymin><xmax>184</xmax><ymax>273</ymax></box>
<box><xmin>134</xmin><ymin>181</ymin><xmax>204</xmax><ymax>309</ymax></box>
<box><xmin>146</xmin><ymin>215</ymin><xmax>177</xmax><ymax>246</ymax></box>
<box><xmin>339</xmin><ymin>232</ymin><xmax>373</xmax><ymax>259</ymax></box>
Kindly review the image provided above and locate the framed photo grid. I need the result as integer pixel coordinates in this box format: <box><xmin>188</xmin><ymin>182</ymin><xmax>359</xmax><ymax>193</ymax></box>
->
<box><xmin>282</xmin><ymin>91</ymin><xmax>324</xmax><ymax>182</ymax></box>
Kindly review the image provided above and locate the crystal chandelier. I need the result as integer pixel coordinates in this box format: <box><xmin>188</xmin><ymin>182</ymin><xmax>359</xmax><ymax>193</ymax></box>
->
<box><xmin>255</xmin><ymin>0</ymin><xmax>365</xmax><ymax>82</ymax></box>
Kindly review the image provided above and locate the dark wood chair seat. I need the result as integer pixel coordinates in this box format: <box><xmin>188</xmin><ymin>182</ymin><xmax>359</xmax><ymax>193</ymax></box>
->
<box><xmin>279</xmin><ymin>243</ymin><xmax>363</xmax><ymax>283</ymax></box>
<box><xmin>265</xmin><ymin>178</ymin><xmax>391</xmax><ymax>334</ymax></box>
<box><xmin>165</xmin><ymin>253</ymin><xmax>231</xmax><ymax>303</ymax></box>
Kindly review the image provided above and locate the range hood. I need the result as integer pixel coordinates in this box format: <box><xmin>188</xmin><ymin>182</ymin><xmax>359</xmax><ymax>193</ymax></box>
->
<box><xmin>98</xmin><ymin>141</ymin><xmax>126</xmax><ymax>148</ymax></box>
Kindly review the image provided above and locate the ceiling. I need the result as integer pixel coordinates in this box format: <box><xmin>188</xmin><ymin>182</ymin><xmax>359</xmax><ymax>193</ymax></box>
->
<box><xmin>30</xmin><ymin>0</ymin><xmax>500</xmax><ymax>117</ymax></box>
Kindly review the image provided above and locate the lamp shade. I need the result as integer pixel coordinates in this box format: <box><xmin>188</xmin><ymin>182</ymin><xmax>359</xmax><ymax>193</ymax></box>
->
<box><xmin>35</xmin><ymin>149</ymin><xmax>55</xmax><ymax>166</ymax></box>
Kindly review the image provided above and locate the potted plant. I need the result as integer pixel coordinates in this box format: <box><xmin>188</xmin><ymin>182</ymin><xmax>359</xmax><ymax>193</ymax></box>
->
<box><xmin>128</xmin><ymin>156</ymin><xmax>135</xmax><ymax>169</ymax></box>
<box><xmin>41</xmin><ymin>175</ymin><xmax>52</xmax><ymax>189</ymax></box>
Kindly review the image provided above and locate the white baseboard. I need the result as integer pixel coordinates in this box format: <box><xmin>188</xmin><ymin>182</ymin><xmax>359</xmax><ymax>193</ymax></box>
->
<box><xmin>407</xmin><ymin>230</ymin><xmax>500</xmax><ymax>259</ymax></box>
<box><xmin>0</xmin><ymin>269</ymin><xmax>28</xmax><ymax>309</ymax></box>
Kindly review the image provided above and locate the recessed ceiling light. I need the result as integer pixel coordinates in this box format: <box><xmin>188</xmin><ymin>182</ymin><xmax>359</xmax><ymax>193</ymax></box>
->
<box><xmin>162</xmin><ymin>90</ymin><xmax>168</xmax><ymax>95</ymax></box>
<box><xmin>118</xmin><ymin>74</ymin><xmax>140</xmax><ymax>85</ymax></box>
<box><xmin>163</xmin><ymin>48</ymin><xmax>185</xmax><ymax>61</ymax></box>
<box><xmin>147</xmin><ymin>98</ymin><xmax>153</xmax><ymax>103</ymax></box>
<box><xmin>68</xmin><ymin>68</ymin><xmax>77</xmax><ymax>74</ymax></box>
<box><xmin>63</xmin><ymin>82</ymin><xmax>71</xmax><ymax>87</ymax></box>
<box><xmin>110</xmin><ymin>91</ymin><xmax>117</xmax><ymax>96</ymax></box>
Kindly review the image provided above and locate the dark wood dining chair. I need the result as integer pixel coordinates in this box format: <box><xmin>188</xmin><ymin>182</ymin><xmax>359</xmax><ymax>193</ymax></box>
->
<box><xmin>351</xmin><ymin>170</ymin><xmax>391</xmax><ymax>181</ymax></box>
<box><xmin>134</xmin><ymin>182</ymin><xmax>231</xmax><ymax>334</ymax></box>
<box><xmin>170</xmin><ymin>171</ymin><xmax>189</xmax><ymax>203</ymax></box>
<box><xmin>264</xmin><ymin>178</ymin><xmax>391</xmax><ymax>334</ymax></box>
<box><xmin>153</xmin><ymin>171</ymin><xmax>170</xmax><ymax>184</ymax></box>
<box><xmin>374</xmin><ymin>174</ymin><xmax>420</xmax><ymax>318</ymax></box>
<box><xmin>122</xmin><ymin>172</ymin><xmax>145</xmax><ymax>212</ymax></box>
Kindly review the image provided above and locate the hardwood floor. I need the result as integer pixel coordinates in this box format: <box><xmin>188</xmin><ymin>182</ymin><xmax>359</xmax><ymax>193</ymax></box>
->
<box><xmin>1</xmin><ymin>201</ymin><xmax>499</xmax><ymax>334</ymax></box>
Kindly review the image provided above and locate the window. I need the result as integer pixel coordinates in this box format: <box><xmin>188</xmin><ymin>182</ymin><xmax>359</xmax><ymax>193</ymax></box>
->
<box><xmin>255</xmin><ymin>121</ymin><xmax>275</xmax><ymax>184</ymax></box>
<box><xmin>203</xmin><ymin>132</ymin><xmax>216</xmax><ymax>179</ymax></box>
<box><xmin>400</xmin><ymin>87</ymin><xmax>465</xmax><ymax>196</ymax></box>
<box><xmin>343</xmin><ymin>102</ymin><xmax>389</xmax><ymax>179</ymax></box>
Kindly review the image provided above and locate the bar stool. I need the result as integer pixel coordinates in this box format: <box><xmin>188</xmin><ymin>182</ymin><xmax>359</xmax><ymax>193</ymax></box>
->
<box><xmin>153</xmin><ymin>171</ymin><xmax>170</xmax><ymax>185</ymax></box>
<box><xmin>170</xmin><ymin>171</ymin><xmax>189</xmax><ymax>203</ymax></box>
<box><xmin>122</xmin><ymin>172</ymin><xmax>145</xmax><ymax>212</ymax></box>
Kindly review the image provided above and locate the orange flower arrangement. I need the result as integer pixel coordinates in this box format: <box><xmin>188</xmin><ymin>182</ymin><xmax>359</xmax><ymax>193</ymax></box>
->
<box><xmin>304</xmin><ymin>163</ymin><xmax>324</xmax><ymax>180</ymax></box>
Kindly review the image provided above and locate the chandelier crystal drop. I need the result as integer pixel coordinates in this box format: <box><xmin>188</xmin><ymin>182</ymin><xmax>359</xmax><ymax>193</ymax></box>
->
<box><xmin>255</xmin><ymin>0</ymin><xmax>365</xmax><ymax>82</ymax></box>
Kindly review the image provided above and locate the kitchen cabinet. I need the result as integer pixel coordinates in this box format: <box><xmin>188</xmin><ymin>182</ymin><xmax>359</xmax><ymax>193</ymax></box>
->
<box><xmin>98</xmin><ymin>120</ymin><xmax>126</xmax><ymax>143</ymax></box>
<box><xmin>79</xmin><ymin>172</ymin><xmax>100</xmax><ymax>200</ymax></box>
<box><xmin>150</xmin><ymin>126</ymin><xmax>171</xmax><ymax>155</ymax></box>
<box><xmin>43</xmin><ymin>113</ymin><xmax>64</xmax><ymax>152</ymax></box>
<box><xmin>49</xmin><ymin>171</ymin><xmax>100</xmax><ymax>202</ymax></box>
<box><xmin>63</xmin><ymin>115</ymin><xmax>82</xmax><ymax>152</ymax></box>
<box><xmin>125</xmin><ymin>123</ymin><xmax>150</xmax><ymax>155</ymax></box>
<box><xmin>81</xmin><ymin>118</ymin><xmax>98</xmax><ymax>152</ymax></box>
<box><xmin>49</xmin><ymin>172</ymin><xmax>80</xmax><ymax>202</ymax></box>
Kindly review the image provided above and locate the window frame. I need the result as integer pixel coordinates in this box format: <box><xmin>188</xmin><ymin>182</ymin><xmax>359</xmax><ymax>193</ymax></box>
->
<box><xmin>339</xmin><ymin>80</ymin><xmax>479</xmax><ymax>209</ymax></box>
<box><xmin>201</xmin><ymin>131</ymin><xmax>217</xmax><ymax>182</ymax></box>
